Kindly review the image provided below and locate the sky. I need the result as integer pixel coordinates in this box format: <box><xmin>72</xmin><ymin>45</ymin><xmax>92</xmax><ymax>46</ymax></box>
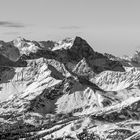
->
<box><xmin>0</xmin><ymin>0</ymin><xmax>140</xmax><ymax>56</ymax></box>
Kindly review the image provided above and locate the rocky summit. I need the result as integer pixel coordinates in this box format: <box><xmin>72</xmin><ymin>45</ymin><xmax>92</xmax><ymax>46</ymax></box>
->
<box><xmin>0</xmin><ymin>36</ymin><xmax>140</xmax><ymax>139</ymax></box>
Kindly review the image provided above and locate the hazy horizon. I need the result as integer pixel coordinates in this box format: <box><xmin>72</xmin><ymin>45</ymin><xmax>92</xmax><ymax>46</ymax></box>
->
<box><xmin>0</xmin><ymin>0</ymin><xmax>140</xmax><ymax>56</ymax></box>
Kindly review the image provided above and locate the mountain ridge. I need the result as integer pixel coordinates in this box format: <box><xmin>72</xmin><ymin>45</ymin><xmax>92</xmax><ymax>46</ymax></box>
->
<box><xmin>0</xmin><ymin>36</ymin><xmax>140</xmax><ymax>139</ymax></box>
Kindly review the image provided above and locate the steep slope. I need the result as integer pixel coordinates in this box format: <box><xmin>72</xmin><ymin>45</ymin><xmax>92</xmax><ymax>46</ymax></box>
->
<box><xmin>0</xmin><ymin>41</ymin><xmax>20</xmax><ymax>61</ymax></box>
<box><xmin>72</xmin><ymin>57</ymin><xmax>95</xmax><ymax>78</ymax></box>
<box><xmin>0</xmin><ymin>36</ymin><xmax>140</xmax><ymax>140</ymax></box>
<box><xmin>94</xmin><ymin>68</ymin><xmax>140</xmax><ymax>91</ymax></box>
<box><xmin>15</xmin><ymin>36</ymin><xmax>125</xmax><ymax>73</ymax></box>
<box><xmin>104</xmin><ymin>53</ymin><xmax>132</xmax><ymax>67</ymax></box>
<box><xmin>0</xmin><ymin>36</ymin><xmax>125</xmax><ymax>74</ymax></box>
<box><xmin>1</xmin><ymin>67</ymin><xmax>140</xmax><ymax>139</ymax></box>
<box><xmin>105</xmin><ymin>49</ymin><xmax>140</xmax><ymax>68</ymax></box>
<box><xmin>13</xmin><ymin>37</ymin><xmax>40</xmax><ymax>55</ymax></box>
<box><xmin>0</xmin><ymin>58</ymin><xmax>69</xmax><ymax>101</ymax></box>
<box><xmin>0</xmin><ymin>54</ymin><xmax>27</xmax><ymax>67</ymax></box>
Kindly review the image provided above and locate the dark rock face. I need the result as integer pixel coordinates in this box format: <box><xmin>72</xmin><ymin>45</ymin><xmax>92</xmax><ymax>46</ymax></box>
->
<box><xmin>66</xmin><ymin>36</ymin><xmax>95</xmax><ymax>61</ymax></box>
<box><xmin>55</xmin><ymin>37</ymin><xmax>125</xmax><ymax>73</ymax></box>
<box><xmin>0</xmin><ymin>54</ymin><xmax>27</xmax><ymax>67</ymax></box>
<box><xmin>0</xmin><ymin>41</ymin><xmax>20</xmax><ymax>61</ymax></box>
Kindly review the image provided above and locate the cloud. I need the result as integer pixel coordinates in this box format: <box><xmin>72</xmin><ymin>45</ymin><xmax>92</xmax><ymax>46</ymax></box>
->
<box><xmin>3</xmin><ymin>32</ymin><xmax>19</xmax><ymax>35</ymax></box>
<box><xmin>0</xmin><ymin>21</ymin><xmax>25</xmax><ymax>28</ymax></box>
<box><xmin>59</xmin><ymin>26</ymin><xmax>81</xmax><ymax>30</ymax></box>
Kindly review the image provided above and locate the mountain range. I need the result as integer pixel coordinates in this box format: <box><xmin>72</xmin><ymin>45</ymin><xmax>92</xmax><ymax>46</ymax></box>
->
<box><xmin>0</xmin><ymin>36</ymin><xmax>140</xmax><ymax>139</ymax></box>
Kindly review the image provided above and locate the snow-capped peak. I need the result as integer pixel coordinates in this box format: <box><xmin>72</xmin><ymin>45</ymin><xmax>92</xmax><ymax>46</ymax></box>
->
<box><xmin>52</xmin><ymin>37</ymin><xmax>74</xmax><ymax>51</ymax></box>
<box><xmin>13</xmin><ymin>37</ymin><xmax>39</xmax><ymax>55</ymax></box>
<box><xmin>13</xmin><ymin>36</ymin><xmax>26</xmax><ymax>47</ymax></box>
